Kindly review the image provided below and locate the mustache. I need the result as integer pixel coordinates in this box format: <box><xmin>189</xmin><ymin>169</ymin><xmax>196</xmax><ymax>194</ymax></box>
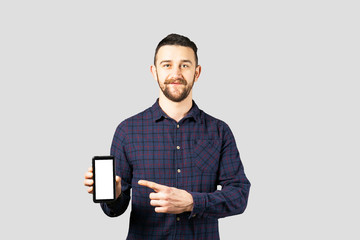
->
<box><xmin>164</xmin><ymin>78</ymin><xmax>187</xmax><ymax>85</ymax></box>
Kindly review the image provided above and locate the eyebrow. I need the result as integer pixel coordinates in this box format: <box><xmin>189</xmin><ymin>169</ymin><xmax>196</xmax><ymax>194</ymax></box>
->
<box><xmin>159</xmin><ymin>59</ymin><xmax>193</xmax><ymax>65</ymax></box>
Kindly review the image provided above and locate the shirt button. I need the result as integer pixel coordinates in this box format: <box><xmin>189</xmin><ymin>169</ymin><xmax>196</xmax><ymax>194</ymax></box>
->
<box><xmin>176</xmin><ymin>146</ymin><xmax>180</xmax><ymax>150</ymax></box>
<box><xmin>177</xmin><ymin>169</ymin><xmax>181</xmax><ymax>173</ymax></box>
<box><xmin>177</xmin><ymin>124</ymin><xmax>180</xmax><ymax>128</ymax></box>
<box><xmin>176</xmin><ymin>217</ymin><xmax>180</xmax><ymax>221</ymax></box>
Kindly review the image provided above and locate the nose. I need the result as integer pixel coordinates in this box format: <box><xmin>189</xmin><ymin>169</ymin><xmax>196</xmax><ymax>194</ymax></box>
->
<box><xmin>171</xmin><ymin>66</ymin><xmax>182</xmax><ymax>78</ymax></box>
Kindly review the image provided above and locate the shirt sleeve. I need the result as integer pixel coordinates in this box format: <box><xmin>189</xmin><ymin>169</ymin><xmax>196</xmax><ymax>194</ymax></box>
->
<box><xmin>100</xmin><ymin>121</ymin><xmax>132</xmax><ymax>217</ymax></box>
<box><xmin>189</xmin><ymin>123</ymin><xmax>251</xmax><ymax>219</ymax></box>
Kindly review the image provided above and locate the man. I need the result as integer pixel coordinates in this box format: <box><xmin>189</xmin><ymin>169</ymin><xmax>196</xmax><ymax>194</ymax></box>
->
<box><xmin>84</xmin><ymin>33</ymin><xmax>251</xmax><ymax>239</ymax></box>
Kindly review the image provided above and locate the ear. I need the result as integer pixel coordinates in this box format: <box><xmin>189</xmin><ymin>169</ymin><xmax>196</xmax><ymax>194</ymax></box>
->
<box><xmin>150</xmin><ymin>65</ymin><xmax>157</xmax><ymax>81</ymax></box>
<box><xmin>194</xmin><ymin>65</ymin><xmax>202</xmax><ymax>82</ymax></box>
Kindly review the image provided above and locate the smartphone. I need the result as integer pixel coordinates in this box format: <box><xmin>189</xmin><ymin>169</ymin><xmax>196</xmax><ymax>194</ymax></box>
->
<box><xmin>92</xmin><ymin>156</ymin><xmax>116</xmax><ymax>203</ymax></box>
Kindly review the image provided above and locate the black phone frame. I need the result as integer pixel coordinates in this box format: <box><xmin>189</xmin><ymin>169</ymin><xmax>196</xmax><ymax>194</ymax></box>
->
<box><xmin>92</xmin><ymin>155</ymin><xmax>116</xmax><ymax>203</ymax></box>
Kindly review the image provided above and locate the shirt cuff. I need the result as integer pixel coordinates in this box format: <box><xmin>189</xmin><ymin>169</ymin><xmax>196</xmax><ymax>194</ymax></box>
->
<box><xmin>188</xmin><ymin>192</ymin><xmax>207</xmax><ymax>219</ymax></box>
<box><xmin>101</xmin><ymin>191</ymin><xmax>130</xmax><ymax>216</ymax></box>
<box><xmin>106</xmin><ymin>193</ymin><xmax>123</xmax><ymax>207</ymax></box>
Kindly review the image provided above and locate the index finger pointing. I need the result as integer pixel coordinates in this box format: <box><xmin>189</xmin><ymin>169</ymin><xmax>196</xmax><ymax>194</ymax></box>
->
<box><xmin>138</xmin><ymin>180</ymin><xmax>166</xmax><ymax>192</ymax></box>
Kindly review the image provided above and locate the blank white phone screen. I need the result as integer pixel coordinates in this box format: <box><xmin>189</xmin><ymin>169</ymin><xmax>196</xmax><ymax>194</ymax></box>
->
<box><xmin>94</xmin><ymin>159</ymin><xmax>114</xmax><ymax>200</ymax></box>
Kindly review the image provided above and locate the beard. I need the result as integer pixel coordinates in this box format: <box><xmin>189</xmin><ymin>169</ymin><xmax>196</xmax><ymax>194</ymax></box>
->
<box><xmin>157</xmin><ymin>74</ymin><xmax>195</xmax><ymax>103</ymax></box>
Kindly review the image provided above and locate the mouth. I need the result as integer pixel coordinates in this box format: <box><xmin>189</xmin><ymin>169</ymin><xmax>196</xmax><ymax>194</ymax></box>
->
<box><xmin>166</xmin><ymin>79</ymin><xmax>186</xmax><ymax>85</ymax></box>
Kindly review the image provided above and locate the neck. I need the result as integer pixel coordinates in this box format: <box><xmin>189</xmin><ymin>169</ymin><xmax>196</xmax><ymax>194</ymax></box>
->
<box><xmin>158</xmin><ymin>92</ymin><xmax>193</xmax><ymax>123</ymax></box>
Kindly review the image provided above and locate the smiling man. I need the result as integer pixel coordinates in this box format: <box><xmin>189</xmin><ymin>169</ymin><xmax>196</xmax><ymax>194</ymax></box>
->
<box><xmin>84</xmin><ymin>33</ymin><xmax>251</xmax><ymax>239</ymax></box>
<box><xmin>154</xmin><ymin>44</ymin><xmax>199</xmax><ymax>104</ymax></box>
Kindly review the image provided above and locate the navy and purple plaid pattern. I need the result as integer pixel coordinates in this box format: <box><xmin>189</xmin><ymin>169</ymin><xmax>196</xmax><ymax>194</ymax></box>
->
<box><xmin>101</xmin><ymin>99</ymin><xmax>250</xmax><ymax>239</ymax></box>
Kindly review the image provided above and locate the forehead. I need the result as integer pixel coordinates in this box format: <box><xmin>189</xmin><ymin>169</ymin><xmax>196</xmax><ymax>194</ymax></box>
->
<box><xmin>156</xmin><ymin>45</ymin><xmax>196</xmax><ymax>64</ymax></box>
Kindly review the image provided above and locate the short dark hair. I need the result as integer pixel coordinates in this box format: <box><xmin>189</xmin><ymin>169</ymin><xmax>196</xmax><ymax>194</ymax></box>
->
<box><xmin>154</xmin><ymin>33</ymin><xmax>198</xmax><ymax>66</ymax></box>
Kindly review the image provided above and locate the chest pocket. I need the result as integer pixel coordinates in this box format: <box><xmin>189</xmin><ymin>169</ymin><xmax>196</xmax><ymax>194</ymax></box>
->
<box><xmin>192</xmin><ymin>139</ymin><xmax>221</xmax><ymax>173</ymax></box>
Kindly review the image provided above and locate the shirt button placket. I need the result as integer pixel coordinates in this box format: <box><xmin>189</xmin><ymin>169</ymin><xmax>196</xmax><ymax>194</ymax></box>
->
<box><xmin>176</xmin><ymin>147</ymin><xmax>181</xmax><ymax>173</ymax></box>
<box><xmin>175</xmin><ymin>122</ymin><xmax>181</xmax><ymax>193</ymax></box>
<box><xmin>175</xmin><ymin>124</ymin><xmax>180</xmax><ymax>151</ymax></box>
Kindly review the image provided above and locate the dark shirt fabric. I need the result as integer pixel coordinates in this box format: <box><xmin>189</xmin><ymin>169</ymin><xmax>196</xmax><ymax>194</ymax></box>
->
<box><xmin>101</xmin><ymin>99</ymin><xmax>251</xmax><ymax>239</ymax></box>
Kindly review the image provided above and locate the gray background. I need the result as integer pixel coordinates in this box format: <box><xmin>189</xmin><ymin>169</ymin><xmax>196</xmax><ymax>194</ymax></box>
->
<box><xmin>1</xmin><ymin>1</ymin><xmax>359</xmax><ymax>239</ymax></box>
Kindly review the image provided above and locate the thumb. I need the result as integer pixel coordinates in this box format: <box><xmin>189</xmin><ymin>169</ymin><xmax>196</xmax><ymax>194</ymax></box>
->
<box><xmin>116</xmin><ymin>176</ymin><xmax>121</xmax><ymax>183</ymax></box>
<box><xmin>115</xmin><ymin>176</ymin><xmax>122</xmax><ymax>199</ymax></box>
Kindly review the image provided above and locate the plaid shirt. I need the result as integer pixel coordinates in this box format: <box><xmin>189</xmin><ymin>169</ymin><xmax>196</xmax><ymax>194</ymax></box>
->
<box><xmin>101</xmin><ymin>99</ymin><xmax>250</xmax><ymax>239</ymax></box>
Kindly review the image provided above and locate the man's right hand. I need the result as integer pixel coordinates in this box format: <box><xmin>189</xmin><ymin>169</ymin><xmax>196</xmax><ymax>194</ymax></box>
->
<box><xmin>84</xmin><ymin>166</ymin><xmax>122</xmax><ymax>199</ymax></box>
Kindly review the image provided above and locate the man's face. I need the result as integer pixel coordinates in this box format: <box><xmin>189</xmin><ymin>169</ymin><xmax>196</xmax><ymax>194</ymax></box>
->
<box><xmin>151</xmin><ymin>45</ymin><xmax>201</xmax><ymax>103</ymax></box>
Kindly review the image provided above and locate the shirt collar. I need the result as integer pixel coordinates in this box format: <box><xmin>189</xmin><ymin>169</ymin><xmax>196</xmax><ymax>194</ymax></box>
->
<box><xmin>151</xmin><ymin>98</ymin><xmax>202</xmax><ymax>123</ymax></box>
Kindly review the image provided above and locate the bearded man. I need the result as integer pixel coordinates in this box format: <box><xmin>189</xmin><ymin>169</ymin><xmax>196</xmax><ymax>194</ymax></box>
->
<box><xmin>84</xmin><ymin>33</ymin><xmax>251</xmax><ymax>240</ymax></box>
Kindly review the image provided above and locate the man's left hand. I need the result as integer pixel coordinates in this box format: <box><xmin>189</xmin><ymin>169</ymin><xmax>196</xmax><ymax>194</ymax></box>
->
<box><xmin>138</xmin><ymin>180</ymin><xmax>194</xmax><ymax>214</ymax></box>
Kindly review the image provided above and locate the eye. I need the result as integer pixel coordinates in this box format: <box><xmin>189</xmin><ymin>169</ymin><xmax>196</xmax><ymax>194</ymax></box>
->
<box><xmin>163</xmin><ymin>64</ymin><xmax>171</xmax><ymax>68</ymax></box>
<box><xmin>181</xmin><ymin>64</ymin><xmax>189</xmax><ymax>68</ymax></box>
